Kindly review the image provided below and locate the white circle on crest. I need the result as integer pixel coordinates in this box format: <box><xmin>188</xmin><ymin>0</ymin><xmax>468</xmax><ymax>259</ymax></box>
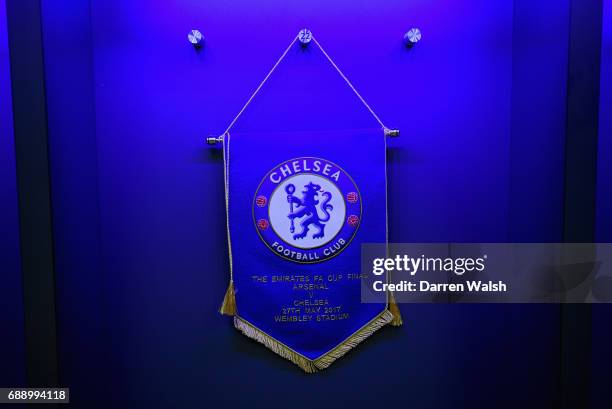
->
<box><xmin>268</xmin><ymin>174</ymin><xmax>346</xmax><ymax>249</ymax></box>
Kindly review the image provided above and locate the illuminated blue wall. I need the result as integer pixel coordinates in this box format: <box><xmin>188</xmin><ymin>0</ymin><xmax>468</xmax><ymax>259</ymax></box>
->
<box><xmin>593</xmin><ymin>0</ymin><xmax>612</xmax><ymax>407</ymax></box>
<box><xmin>40</xmin><ymin>0</ymin><xmax>107</xmax><ymax>403</ymax></box>
<box><xmin>36</xmin><ymin>0</ymin><xmax>609</xmax><ymax>408</ymax></box>
<box><xmin>0</xmin><ymin>0</ymin><xmax>26</xmax><ymax>388</ymax></box>
<box><xmin>597</xmin><ymin>0</ymin><xmax>612</xmax><ymax>242</ymax></box>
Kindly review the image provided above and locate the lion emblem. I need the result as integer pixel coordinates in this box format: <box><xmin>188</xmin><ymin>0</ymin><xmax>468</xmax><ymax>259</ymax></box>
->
<box><xmin>285</xmin><ymin>182</ymin><xmax>333</xmax><ymax>240</ymax></box>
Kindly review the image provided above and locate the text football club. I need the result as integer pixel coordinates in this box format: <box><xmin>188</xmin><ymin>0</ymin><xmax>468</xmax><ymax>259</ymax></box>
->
<box><xmin>253</xmin><ymin>157</ymin><xmax>362</xmax><ymax>263</ymax></box>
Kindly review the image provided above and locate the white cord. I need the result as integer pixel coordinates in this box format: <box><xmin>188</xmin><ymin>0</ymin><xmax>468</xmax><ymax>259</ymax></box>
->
<box><xmin>222</xmin><ymin>134</ymin><xmax>233</xmax><ymax>281</ymax></box>
<box><xmin>221</xmin><ymin>35</ymin><xmax>298</xmax><ymax>136</ymax></box>
<box><xmin>312</xmin><ymin>36</ymin><xmax>388</xmax><ymax>131</ymax></box>
<box><xmin>220</xmin><ymin>32</ymin><xmax>389</xmax><ymax>136</ymax></box>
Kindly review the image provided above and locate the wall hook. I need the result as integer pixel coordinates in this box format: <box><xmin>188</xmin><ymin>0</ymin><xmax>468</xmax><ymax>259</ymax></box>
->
<box><xmin>404</xmin><ymin>28</ymin><xmax>421</xmax><ymax>48</ymax></box>
<box><xmin>188</xmin><ymin>29</ymin><xmax>204</xmax><ymax>50</ymax></box>
<box><xmin>298</xmin><ymin>29</ymin><xmax>312</xmax><ymax>46</ymax></box>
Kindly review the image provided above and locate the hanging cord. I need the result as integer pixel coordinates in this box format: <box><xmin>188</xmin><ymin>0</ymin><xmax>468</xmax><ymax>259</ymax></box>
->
<box><xmin>219</xmin><ymin>134</ymin><xmax>237</xmax><ymax>316</ymax></box>
<box><xmin>220</xmin><ymin>35</ymin><xmax>299</xmax><ymax>136</ymax></box>
<box><xmin>311</xmin><ymin>36</ymin><xmax>388</xmax><ymax>131</ymax></box>
<box><xmin>218</xmin><ymin>31</ymin><xmax>393</xmax><ymax>138</ymax></box>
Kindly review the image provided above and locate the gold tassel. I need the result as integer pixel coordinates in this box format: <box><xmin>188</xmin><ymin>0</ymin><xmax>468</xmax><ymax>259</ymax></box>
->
<box><xmin>388</xmin><ymin>291</ymin><xmax>403</xmax><ymax>326</ymax></box>
<box><xmin>219</xmin><ymin>281</ymin><xmax>236</xmax><ymax>316</ymax></box>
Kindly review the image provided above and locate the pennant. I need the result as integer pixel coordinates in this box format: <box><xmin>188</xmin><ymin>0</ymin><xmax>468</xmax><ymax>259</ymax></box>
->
<box><xmin>220</xmin><ymin>128</ymin><xmax>400</xmax><ymax>372</ymax></box>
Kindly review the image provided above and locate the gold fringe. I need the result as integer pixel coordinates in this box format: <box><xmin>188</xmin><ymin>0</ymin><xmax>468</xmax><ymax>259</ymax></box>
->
<box><xmin>234</xmin><ymin>310</ymin><xmax>393</xmax><ymax>373</ymax></box>
<box><xmin>388</xmin><ymin>292</ymin><xmax>403</xmax><ymax>326</ymax></box>
<box><xmin>311</xmin><ymin>310</ymin><xmax>393</xmax><ymax>370</ymax></box>
<box><xmin>234</xmin><ymin>317</ymin><xmax>317</xmax><ymax>373</ymax></box>
<box><xmin>219</xmin><ymin>281</ymin><xmax>236</xmax><ymax>316</ymax></box>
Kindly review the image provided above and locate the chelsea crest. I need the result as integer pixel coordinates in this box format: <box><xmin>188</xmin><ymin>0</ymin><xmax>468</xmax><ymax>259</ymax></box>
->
<box><xmin>253</xmin><ymin>157</ymin><xmax>362</xmax><ymax>263</ymax></box>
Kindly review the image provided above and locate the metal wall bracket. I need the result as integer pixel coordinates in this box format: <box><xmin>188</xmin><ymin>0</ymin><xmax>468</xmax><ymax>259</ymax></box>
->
<box><xmin>206</xmin><ymin>135</ymin><xmax>224</xmax><ymax>145</ymax></box>
<box><xmin>384</xmin><ymin>128</ymin><xmax>400</xmax><ymax>137</ymax></box>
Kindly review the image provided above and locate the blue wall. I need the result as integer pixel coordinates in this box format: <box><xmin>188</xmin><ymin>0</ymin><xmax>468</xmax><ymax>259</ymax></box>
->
<box><xmin>0</xmin><ymin>0</ymin><xmax>26</xmax><ymax>388</ymax></box>
<box><xmin>38</xmin><ymin>0</ymin><xmax>588</xmax><ymax>408</ymax></box>
<box><xmin>40</xmin><ymin>0</ymin><xmax>108</xmax><ymax>403</ymax></box>
<box><xmin>597</xmin><ymin>0</ymin><xmax>612</xmax><ymax>241</ymax></box>
<box><xmin>593</xmin><ymin>0</ymin><xmax>612</xmax><ymax>407</ymax></box>
<box><xmin>510</xmin><ymin>0</ymin><xmax>569</xmax><ymax>242</ymax></box>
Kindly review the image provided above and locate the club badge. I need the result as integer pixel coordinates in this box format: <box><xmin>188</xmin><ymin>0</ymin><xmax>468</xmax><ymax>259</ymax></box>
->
<box><xmin>253</xmin><ymin>157</ymin><xmax>362</xmax><ymax>263</ymax></box>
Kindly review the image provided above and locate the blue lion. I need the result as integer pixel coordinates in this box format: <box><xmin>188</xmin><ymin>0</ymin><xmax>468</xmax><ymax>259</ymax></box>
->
<box><xmin>287</xmin><ymin>182</ymin><xmax>333</xmax><ymax>240</ymax></box>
